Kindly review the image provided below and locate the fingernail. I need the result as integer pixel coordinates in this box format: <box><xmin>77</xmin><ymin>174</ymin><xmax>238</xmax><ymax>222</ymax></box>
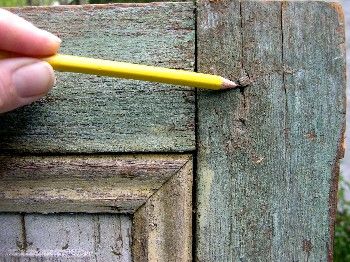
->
<box><xmin>12</xmin><ymin>61</ymin><xmax>55</xmax><ymax>98</ymax></box>
<box><xmin>39</xmin><ymin>29</ymin><xmax>62</xmax><ymax>44</ymax></box>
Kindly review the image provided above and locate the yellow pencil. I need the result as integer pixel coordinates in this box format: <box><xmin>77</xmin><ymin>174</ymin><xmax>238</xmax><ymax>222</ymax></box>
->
<box><xmin>0</xmin><ymin>51</ymin><xmax>238</xmax><ymax>90</ymax></box>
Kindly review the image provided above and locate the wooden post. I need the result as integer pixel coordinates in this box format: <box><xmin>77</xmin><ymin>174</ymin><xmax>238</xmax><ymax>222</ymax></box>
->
<box><xmin>196</xmin><ymin>1</ymin><xmax>346</xmax><ymax>261</ymax></box>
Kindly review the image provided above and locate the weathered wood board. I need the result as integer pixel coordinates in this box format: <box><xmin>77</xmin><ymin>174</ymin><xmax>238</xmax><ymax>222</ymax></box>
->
<box><xmin>133</xmin><ymin>159</ymin><xmax>192</xmax><ymax>262</ymax></box>
<box><xmin>339</xmin><ymin>0</ymin><xmax>350</xmax><ymax>201</ymax></box>
<box><xmin>0</xmin><ymin>213</ymin><xmax>132</xmax><ymax>261</ymax></box>
<box><xmin>0</xmin><ymin>156</ymin><xmax>193</xmax><ymax>261</ymax></box>
<box><xmin>196</xmin><ymin>1</ymin><xmax>345</xmax><ymax>261</ymax></box>
<box><xmin>0</xmin><ymin>155</ymin><xmax>189</xmax><ymax>213</ymax></box>
<box><xmin>0</xmin><ymin>3</ymin><xmax>195</xmax><ymax>153</ymax></box>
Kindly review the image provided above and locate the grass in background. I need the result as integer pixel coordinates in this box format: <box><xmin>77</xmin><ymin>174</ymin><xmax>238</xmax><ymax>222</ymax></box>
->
<box><xmin>335</xmin><ymin>176</ymin><xmax>350</xmax><ymax>262</ymax></box>
<box><xmin>0</xmin><ymin>0</ymin><xmax>57</xmax><ymax>6</ymax></box>
<box><xmin>0</xmin><ymin>0</ymin><xmax>26</xmax><ymax>7</ymax></box>
<box><xmin>334</xmin><ymin>212</ymin><xmax>350</xmax><ymax>262</ymax></box>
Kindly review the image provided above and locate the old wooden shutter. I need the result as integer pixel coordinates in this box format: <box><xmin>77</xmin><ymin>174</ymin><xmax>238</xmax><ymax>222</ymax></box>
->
<box><xmin>0</xmin><ymin>1</ymin><xmax>346</xmax><ymax>261</ymax></box>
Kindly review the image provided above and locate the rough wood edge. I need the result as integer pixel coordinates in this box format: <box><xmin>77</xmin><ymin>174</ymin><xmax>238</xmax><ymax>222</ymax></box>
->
<box><xmin>7</xmin><ymin>2</ymin><xmax>193</xmax><ymax>11</ymax></box>
<box><xmin>0</xmin><ymin>154</ymin><xmax>191</xmax><ymax>214</ymax></box>
<box><xmin>327</xmin><ymin>8</ymin><xmax>347</xmax><ymax>259</ymax></box>
<box><xmin>132</xmin><ymin>158</ymin><xmax>192</xmax><ymax>262</ymax></box>
<box><xmin>328</xmin><ymin>125</ymin><xmax>346</xmax><ymax>260</ymax></box>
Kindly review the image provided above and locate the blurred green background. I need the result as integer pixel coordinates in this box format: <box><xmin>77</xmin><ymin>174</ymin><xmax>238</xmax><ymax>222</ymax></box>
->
<box><xmin>0</xmin><ymin>0</ymin><xmax>349</xmax><ymax>260</ymax></box>
<box><xmin>335</xmin><ymin>174</ymin><xmax>350</xmax><ymax>262</ymax></box>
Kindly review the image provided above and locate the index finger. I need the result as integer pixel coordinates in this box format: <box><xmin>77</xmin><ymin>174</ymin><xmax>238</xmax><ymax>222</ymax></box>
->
<box><xmin>0</xmin><ymin>9</ymin><xmax>61</xmax><ymax>56</ymax></box>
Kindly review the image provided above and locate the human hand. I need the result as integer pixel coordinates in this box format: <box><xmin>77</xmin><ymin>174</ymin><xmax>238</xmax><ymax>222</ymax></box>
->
<box><xmin>0</xmin><ymin>9</ymin><xmax>61</xmax><ymax>113</ymax></box>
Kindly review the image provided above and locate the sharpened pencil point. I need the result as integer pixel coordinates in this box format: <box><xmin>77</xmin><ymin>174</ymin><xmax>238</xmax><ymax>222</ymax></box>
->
<box><xmin>221</xmin><ymin>78</ymin><xmax>239</xmax><ymax>90</ymax></box>
<box><xmin>0</xmin><ymin>51</ymin><xmax>244</xmax><ymax>90</ymax></box>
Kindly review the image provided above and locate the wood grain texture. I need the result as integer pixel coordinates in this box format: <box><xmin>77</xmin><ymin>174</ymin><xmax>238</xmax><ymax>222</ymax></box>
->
<box><xmin>0</xmin><ymin>3</ymin><xmax>195</xmax><ymax>153</ymax></box>
<box><xmin>196</xmin><ymin>1</ymin><xmax>345</xmax><ymax>261</ymax></box>
<box><xmin>133</xmin><ymin>159</ymin><xmax>192</xmax><ymax>261</ymax></box>
<box><xmin>0</xmin><ymin>156</ymin><xmax>193</xmax><ymax>261</ymax></box>
<box><xmin>0</xmin><ymin>154</ymin><xmax>190</xmax><ymax>213</ymax></box>
<box><xmin>0</xmin><ymin>213</ymin><xmax>132</xmax><ymax>261</ymax></box>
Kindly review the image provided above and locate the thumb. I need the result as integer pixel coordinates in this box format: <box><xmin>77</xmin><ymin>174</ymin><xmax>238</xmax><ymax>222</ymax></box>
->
<box><xmin>0</xmin><ymin>58</ymin><xmax>55</xmax><ymax>113</ymax></box>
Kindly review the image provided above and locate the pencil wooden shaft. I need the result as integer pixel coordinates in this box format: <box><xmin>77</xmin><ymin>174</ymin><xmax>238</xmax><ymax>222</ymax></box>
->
<box><xmin>44</xmin><ymin>54</ymin><xmax>224</xmax><ymax>90</ymax></box>
<box><xmin>0</xmin><ymin>51</ymin><xmax>230</xmax><ymax>89</ymax></box>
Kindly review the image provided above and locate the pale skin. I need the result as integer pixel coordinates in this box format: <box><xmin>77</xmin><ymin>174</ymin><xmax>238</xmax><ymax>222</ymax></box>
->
<box><xmin>0</xmin><ymin>9</ymin><xmax>61</xmax><ymax>113</ymax></box>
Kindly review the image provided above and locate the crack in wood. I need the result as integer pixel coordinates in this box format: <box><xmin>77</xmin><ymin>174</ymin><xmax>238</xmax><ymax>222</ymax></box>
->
<box><xmin>17</xmin><ymin>214</ymin><xmax>28</xmax><ymax>252</ymax></box>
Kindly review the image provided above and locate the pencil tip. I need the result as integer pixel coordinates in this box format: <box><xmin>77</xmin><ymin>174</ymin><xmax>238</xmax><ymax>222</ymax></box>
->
<box><xmin>221</xmin><ymin>78</ymin><xmax>239</xmax><ymax>90</ymax></box>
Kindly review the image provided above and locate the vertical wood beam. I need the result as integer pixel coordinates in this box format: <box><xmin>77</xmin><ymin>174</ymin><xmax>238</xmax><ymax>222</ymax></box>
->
<box><xmin>196</xmin><ymin>1</ymin><xmax>346</xmax><ymax>260</ymax></box>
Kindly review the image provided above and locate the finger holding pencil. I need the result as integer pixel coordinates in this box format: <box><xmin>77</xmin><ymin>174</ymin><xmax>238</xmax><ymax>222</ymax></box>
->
<box><xmin>0</xmin><ymin>8</ymin><xmax>60</xmax><ymax>113</ymax></box>
<box><xmin>0</xmin><ymin>51</ymin><xmax>238</xmax><ymax>90</ymax></box>
<box><xmin>0</xmin><ymin>9</ymin><xmax>239</xmax><ymax>114</ymax></box>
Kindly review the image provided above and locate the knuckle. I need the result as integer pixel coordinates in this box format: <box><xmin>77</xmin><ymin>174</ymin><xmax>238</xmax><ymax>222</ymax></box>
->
<box><xmin>0</xmin><ymin>68</ymin><xmax>14</xmax><ymax>113</ymax></box>
<box><xmin>0</xmin><ymin>73</ymin><xmax>6</xmax><ymax>112</ymax></box>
